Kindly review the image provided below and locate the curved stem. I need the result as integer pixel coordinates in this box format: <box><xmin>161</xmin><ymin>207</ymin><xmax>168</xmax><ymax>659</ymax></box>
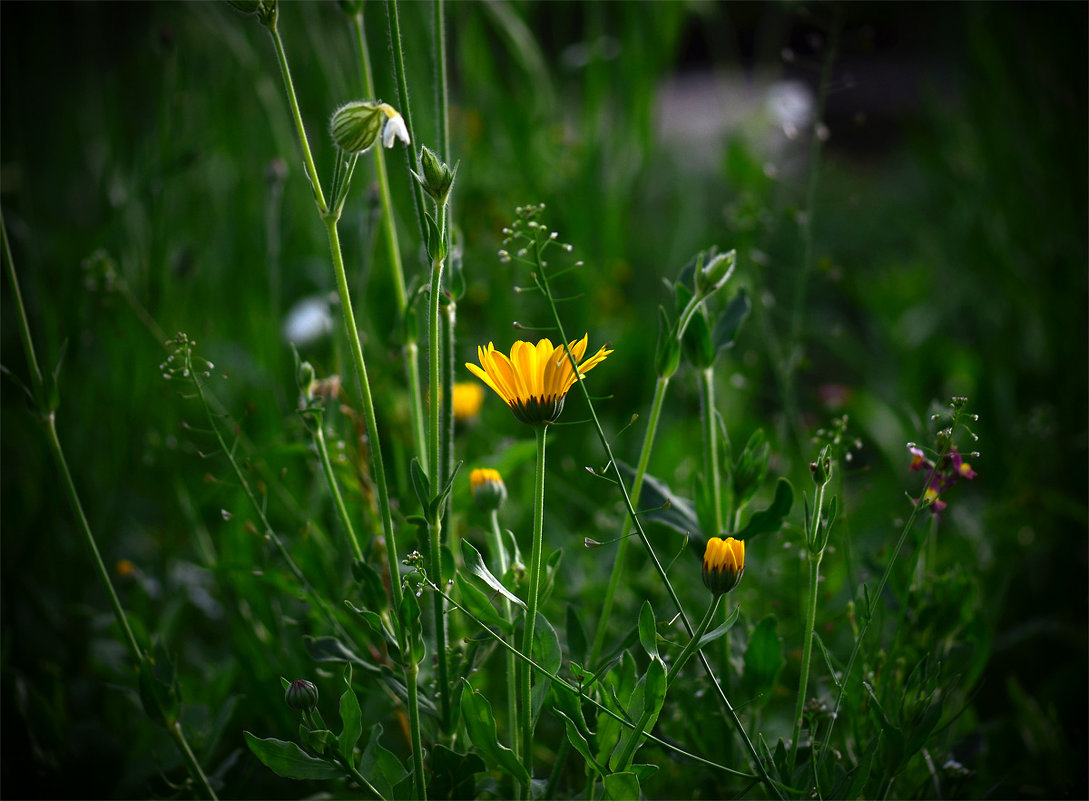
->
<box><xmin>588</xmin><ymin>374</ymin><xmax>670</xmax><ymax>668</ymax></box>
<box><xmin>519</xmin><ymin>424</ymin><xmax>548</xmax><ymax>797</ymax></box>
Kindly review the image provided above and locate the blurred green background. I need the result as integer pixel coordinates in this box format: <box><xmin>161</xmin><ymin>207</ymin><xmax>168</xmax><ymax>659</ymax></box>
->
<box><xmin>2</xmin><ymin>2</ymin><xmax>1085</xmax><ymax>798</ymax></box>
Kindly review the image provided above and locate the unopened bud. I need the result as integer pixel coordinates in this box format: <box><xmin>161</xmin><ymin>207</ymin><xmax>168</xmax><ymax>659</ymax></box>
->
<box><xmin>695</xmin><ymin>250</ymin><xmax>737</xmax><ymax>298</ymax></box>
<box><xmin>470</xmin><ymin>468</ymin><xmax>506</xmax><ymax>512</ymax></box>
<box><xmin>330</xmin><ymin>102</ymin><xmax>409</xmax><ymax>154</ymax></box>
<box><xmin>414</xmin><ymin>145</ymin><xmax>457</xmax><ymax>205</ymax></box>
<box><xmin>285</xmin><ymin>678</ymin><xmax>319</xmax><ymax>712</ymax></box>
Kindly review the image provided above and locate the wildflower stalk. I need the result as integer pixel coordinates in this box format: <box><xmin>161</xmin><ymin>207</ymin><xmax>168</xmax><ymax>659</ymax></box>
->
<box><xmin>488</xmin><ymin>509</ymin><xmax>519</xmax><ymax>749</ymax></box>
<box><xmin>3</xmin><ymin>218</ymin><xmax>218</xmax><ymax>801</ymax></box>
<box><xmin>532</xmin><ymin>258</ymin><xmax>783</xmax><ymax>800</ymax></box>
<box><xmin>426</xmin><ymin>202</ymin><xmax>452</xmax><ymax>732</ymax></box>
<box><xmin>313</xmin><ymin>421</ymin><xmax>364</xmax><ymax>564</ymax></box>
<box><xmin>699</xmin><ymin>367</ymin><xmax>726</xmax><ymax>535</ymax></box>
<box><xmin>588</xmin><ymin>374</ymin><xmax>669</xmax><ymax>667</ymax></box>
<box><xmin>348</xmin><ymin>8</ymin><xmax>426</xmax><ymax>466</ymax></box>
<box><xmin>614</xmin><ymin>594</ymin><xmax>724</xmax><ymax>771</ymax></box>
<box><xmin>788</xmin><ymin>479</ymin><xmax>826</xmax><ymax>774</ymax></box>
<box><xmin>386</xmin><ymin>0</ymin><xmax>429</xmax><ymax>242</ymax></box>
<box><xmin>519</xmin><ymin>423</ymin><xmax>548</xmax><ymax>797</ymax></box>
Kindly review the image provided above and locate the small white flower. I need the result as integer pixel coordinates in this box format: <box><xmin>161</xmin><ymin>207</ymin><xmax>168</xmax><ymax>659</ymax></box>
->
<box><xmin>383</xmin><ymin>113</ymin><xmax>410</xmax><ymax>148</ymax></box>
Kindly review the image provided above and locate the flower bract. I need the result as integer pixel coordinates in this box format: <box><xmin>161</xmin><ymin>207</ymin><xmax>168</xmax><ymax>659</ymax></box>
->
<box><xmin>465</xmin><ymin>335</ymin><xmax>612</xmax><ymax>425</ymax></box>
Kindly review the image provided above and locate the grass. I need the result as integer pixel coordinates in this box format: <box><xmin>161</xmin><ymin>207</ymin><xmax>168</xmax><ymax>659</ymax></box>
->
<box><xmin>2</xmin><ymin>2</ymin><xmax>1085</xmax><ymax>799</ymax></box>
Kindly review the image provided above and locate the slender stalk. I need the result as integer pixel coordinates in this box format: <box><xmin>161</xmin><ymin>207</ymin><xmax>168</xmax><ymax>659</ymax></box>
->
<box><xmin>169</xmin><ymin>721</ymin><xmax>221</xmax><ymax>801</ymax></box>
<box><xmin>699</xmin><ymin>367</ymin><xmax>724</xmax><ymax>536</ymax></box>
<box><xmin>386</xmin><ymin>0</ymin><xmax>429</xmax><ymax>243</ymax></box>
<box><xmin>519</xmin><ymin>424</ymin><xmax>548</xmax><ymax>797</ymax></box>
<box><xmin>588</xmin><ymin>374</ymin><xmax>670</xmax><ymax>668</ymax></box>
<box><xmin>615</xmin><ymin>594</ymin><xmax>723</xmax><ymax>771</ymax></box>
<box><xmin>426</xmin><ymin>205</ymin><xmax>451</xmax><ymax>732</ymax></box>
<box><xmin>405</xmin><ymin>661</ymin><xmax>427</xmax><ymax>800</ymax></box>
<box><xmin>488</xmin><ymin>509</ymin><xmax>519</xmax><ymax>751</ymax></box>
<box><xmin>434</xmin><ymin>0</ymin><xmax>449</xmax><ymax>164</ymax></box>
<box><xmin>1</xmin><ymin>215</ymin><xmax>44</xmax><ymax>401</ymax></box>
<box><xmin>789</xmin><ymin>545</ymin><xmax>824</xmax><ymax>773</ymax></box>
<box><xmin>314</xmin><ymin>422</ymin><xmax>364</xmax><ymax>564</ymax></box>
<box><xmin>266</xmin><ymin>25</ymin><xmax>328</xmax><ymax>214</ymax></box>
<box><xmin>350</xmin><ymin>10</ymin><xmax>426</xmax><ymax>466</ymax></box>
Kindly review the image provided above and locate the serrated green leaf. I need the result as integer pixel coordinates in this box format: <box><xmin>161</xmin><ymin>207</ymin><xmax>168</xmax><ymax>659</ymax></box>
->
<box><xmin>462</xmin><ymin>540</ymin><xmax>525</xmax><ymax>609</ymax></box>
<box><xmin>338</xmin><ymin>664</ymin><xmax>362</xmax><ymax>761</ymax></box>
<box><xmin>734</xmin><ymin>478</ymin><xmax>794</xmax><ymax>542</ymax></box>
<box><xmin>244</xmin><ymin>732</ymin><xmax>340</xmax><ymax>780</ymax></box>
<box><xmin>460</xmin><ymin>680</ymin><xmax>529</xmax><ymax>786</ymax></box>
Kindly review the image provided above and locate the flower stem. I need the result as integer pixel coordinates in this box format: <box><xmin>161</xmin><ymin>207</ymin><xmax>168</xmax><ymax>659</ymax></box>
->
<box><xmin>519</xmin><ymin>424</ymin><xmax>548</xmax><ymax>797</ymax></box>
<box><xmin>588</xmin><ymin>374</ymin><xmax>670</xmax><ymax>668</ymax></box>
<box><xmin>314</xmin><ymin>421</ymin><xmax>364</xmax><ymax>564</ymax></box>
<box><xmin>169</xmin><ymin>720</ymin><xmax>221</xmax><ymax>801</ymax></box>
<box><xmin>789</xmin><ymin>541</ymin><xmax>824</xmax><ymax>774</ymax></box>
<box><xmin>699</xmin><ymin>367</ymin><xmax>724</xmax><ymax>536</ymax></box>
<box><xmin>386</xmin><ymin>0</ymin><xmax>429</xmax><ymax>243</ymax></box>
<box><xmin>405</xmin><ymin>661</ymin><xmax>428</xmax><ymax>800</ymax></box>
<box><xmin>489</xmin><ymin>509</ymin><xmax>519</xmax><ymax>752</ymax></box>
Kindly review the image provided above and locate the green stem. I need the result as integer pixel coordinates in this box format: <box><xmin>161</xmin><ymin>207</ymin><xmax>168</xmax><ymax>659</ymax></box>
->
<box><xmin>1</xmin><ymin>213</ymin><xmax>45</xmax><ymax>402</ymax></box>
<box><xmin>266</xmin><ymin>25</ymin><xmax>328</xmax><ymax>214</ymax></box>
<box><xmin>489</xmin><ymin>509</ymin><xmax>519</xmax><ymax>753</ymax></box>
<box><xmin>350</xmin><ymin>10</ymin><xmax>426</xmax><ymax>466</ymax></box>
<box><xmin>386</xmin><ymin>0</ymin><xmax>429</xmax><ymax>244</ymax></box>
<box><xmin>169</xmin><ymin>721</ymin><xmax>221</xmax><ymax>801</ymax></box>
<box><xmin>616</xmin><ymin>594</ymin><xmax>723</xmax><ymax>772</ymax></box>
<box><xmin>337</xmin><ymin>751</ymin><xmax>387</xmax><ymax>800</ymax></box>
<box><xmin>405</xmin><ymin>661</ymin><xmax>428</xmax><ymax>800</ymax></box>
<box><xmin>427</xmin><ymin>206</ymin><xmax>451</xmax><ymax>732</ymax></box>
<box><xmin>314</xmin><ymin>421</ymin><xmax>364</xmax><ymax>564</ymax></box>
<box><xmin>588</xmin><ymin>374</ymin><xmax>669</xmax><ymax>668</ymax></box>
<box><xmin>434</xmin><ymin>0</ymin><xmax>449</xmax><ymax>164</ymax></box>
<box><xmin>789</xmin><ymin>545</ymin><xmax>823</xmax><ymax>774</ymax></box>
<box><xmin>519</xmin><ymin>424</ymin><xmax>548</xmax><ymax>797</ymax></box>
<box><xmin>699</xmin><ymin>367</ymin><xmax>724</xmax><ymax>537</ymax></box>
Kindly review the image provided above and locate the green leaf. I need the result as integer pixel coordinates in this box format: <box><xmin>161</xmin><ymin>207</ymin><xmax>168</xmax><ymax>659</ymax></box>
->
<box><xmin>431</xmin><ymin>460</ymin><xmax>464</xmax><ymax>518</ymax></box>
<box><xmin>400</xmin><ymin>589</ymin><xmax>425</xmax><ymax>666</ymax></box>
<box><xmin>359</xmin><ymin>724</ymin><xmax>409</xmax><ymax>799</ymax></box>
<box><xmin>305</xmin><ymin>636</ymin><xmax>382</xmax><ymax>674</ymax></box>
<box><xmin>351</xmin><ymin>558</ymin><xmax>389</xmax><ymax>613</ymax></box>
<box><xmin>410</xmin><ymin>457</ymin><xmax>431</xmax><ymax>513</ymax></box>
<box><xmin>609</xmin><ymin>659</ymin><xmax>667</xmax><ymax>771</ymax></box>
<box><xmin>863</xmin><ymin>681</ymin><xmax>905</xmax><ymax>769</ymax></box>
<box><xmin>243</xmin><ymin>732</ymin><xmax>340</xmax><ymax>780</ymax></box>
<box><xmin>696</xmin><ymin>605</ymin><xmax>741</xmax><ymax>649</ymax></box>
<box><xmin>338</xmin><ymin>664</ymin><xmax>362</xmax><ymax>761</ymax></box>
<box><xmin>554</xmin><ymin>709</ymin><xmax>605</xmax><ymax>776</ymax></box>
<box><xmin>429</xmin><ymin>744</ymin><xmax>485</xmax><ymax>800</ymax></box>
<box><xmin>616</xmin><ymin>462</ymin><xmax>700</xmax><ymax>537</ymax></box>
<box><xmin>138</xmin><ymin>645</ymin><xmax>180</xmax><ymax>727</ymax></box>
<box><xmin>741</xmin><ymin>616</ymin><xmax>784</xmax><ymax>709</ymax></box>
<box><xmin>637</xmin><ymin>601</ymin><xmax>659</xmax><ymax>661</ymax></box>
<box><xmin>630</xmin><ymin>763</ymin><xmax>659</xmax><ymax>783</ymax></box>
<box><xmin>459</xmin><ymin>680</ymin><xmax>529</xmax><ymax>786</ymax></box>
<box><xmin>712</xmin><ymin>288</ymin><xmax>751</xmax><ymax>353</ymax></box>
<box><xmin>531</xmin><ymin>613</ymin><xmax>563</xmax><ymax>725</ymax></box>
<box><xmin>603</xmin><ymin>771</ymin><xmax>641</xmax><ymax>800</ymax></box>
<box><xmin>454</xmin><ymin>572</ymin><xmax>511</xmax><ymax>633</ymax></box>
<box><xmin>462</xmin><ymin>540</ymin><xmax>526</xmax><ymax>609</ymax></box>
<box><xmin>734</xmin><ymin>478</ymin><xmax>794</xmax><ymax>542</ymax></box>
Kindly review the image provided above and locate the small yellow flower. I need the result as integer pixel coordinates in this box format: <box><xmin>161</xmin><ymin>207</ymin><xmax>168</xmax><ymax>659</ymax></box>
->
<box><xmin>701</xmin><ymin>536</ymin><xmax>745</xmax><ymax>596</ymax></box>
<box><xmin>470</xmin><ymin>467</ymin><xmax>507</xmax><ymax>512</ymax></box>
<box><xmin>115</xmin><ymin>559</ymin><xmax>136</xmax><ymax>578</ymax></box>
<box><xmin>452</xmin><ymin>382</ymin><xmax>485</xmax><ymax>421</ymax></box>
<box><xmin>465</xmin><ymin>334</ymin><xmax>612</xmax><ymax>425</ymax></box>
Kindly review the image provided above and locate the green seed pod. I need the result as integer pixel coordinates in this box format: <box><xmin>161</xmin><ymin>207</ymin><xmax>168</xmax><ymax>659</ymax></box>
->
<box><xmin>330</xmin><ymin>101</ymin><xmax>386</xmax><ymax>154</ymax></box>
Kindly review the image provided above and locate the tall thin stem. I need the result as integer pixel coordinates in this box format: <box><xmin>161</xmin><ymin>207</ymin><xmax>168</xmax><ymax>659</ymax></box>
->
<box><xmin>588</xmin><ymin>374</ymin><xmax>670</xmax><ymax>668</ymax></box>
<box><xmin>314</xmin><ymin>421</ymin><xmax>364</xmax><ymax>564</ymax></box>
<box><xmin>699</xmin><ymin>367</ymin><xmax>724</xmax><ymax>536</ymax></box>
<box><xmin>789</xmin><ymin>539</ymin><xmax>824</xmax><ymax>773</ymax></box>
<box><xmin>386</xmin><ymin>0</ymin><xmax>429</xmax><ymax>244</ymax></box>
<box><xmin>488</xmin><ymin>509</ymin><xmax>519</xmax><ymax>752</ymax></box>
<box><xmin>519</xmin><ymin>424</ymin><xmax>548</xmax><ymax>797</ymax></box>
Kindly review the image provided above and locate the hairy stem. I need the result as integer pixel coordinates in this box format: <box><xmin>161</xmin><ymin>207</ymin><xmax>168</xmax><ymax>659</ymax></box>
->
<box><xmin>519</xmin><ymin>424</ymin><xmax>548</xmax><ymax>797</ymax></box>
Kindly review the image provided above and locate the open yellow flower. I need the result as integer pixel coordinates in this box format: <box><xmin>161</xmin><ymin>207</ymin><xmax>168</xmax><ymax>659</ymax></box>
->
<box><xmin>702</xmin><ymin>536</ymin><xmax>745</xmax><ymax>596</ymax></box>
<box><xmin>452</xmin><ymin>381</ymin><xmax>486</xmax><ymax>421</ymax></box>
<box><xmin>465</xmin><ymin>334</ymin><xmax>612</xmax><ymax>425</ymax></box>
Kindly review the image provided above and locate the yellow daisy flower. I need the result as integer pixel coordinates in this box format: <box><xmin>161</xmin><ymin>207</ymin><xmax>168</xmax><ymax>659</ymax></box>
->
<box><xmin>465</xmin><ymin>334</ymin><xmax>612</xmax><ymax>425</ymax></box>
<box><xmin>701</xmin><ymin>536</ymin><xmax>745</xmax><ymax>596</ymax></box>
<box><xmin>452</xmin><ymin>381</ymin><xmax>486</xmax><ymax>421</ymax></box>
